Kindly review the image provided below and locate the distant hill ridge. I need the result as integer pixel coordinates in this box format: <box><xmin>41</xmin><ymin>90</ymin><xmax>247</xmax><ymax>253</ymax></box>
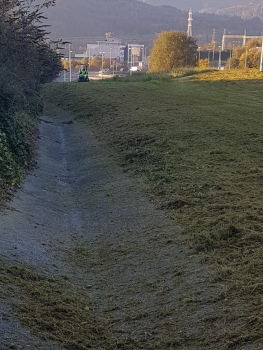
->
<box><xmin>147</xmin><ymin>0</ymin><xmax>263</xmax><ymax>20</ymax></box>
<box><xmin>147</xmin><ymin>1</ymin><xmax>263</xmax><ymax>13</ymax></box>
<box><xmin>202</xmin><ymin>2</ymin><xmax>263</xmax><ymax>21</ymax></box>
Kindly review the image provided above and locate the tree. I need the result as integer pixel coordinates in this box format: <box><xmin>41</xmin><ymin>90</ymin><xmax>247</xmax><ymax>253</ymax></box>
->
<box><xmin>225</xmin><ymin>38</ymin><xmax>262</xmax><ymax>69</ymax></box>
<box><xmin>239</xmin><ymin>48</ymin><xmax>261</xmax><ymax>68</ymax></box>
<box><xmin>197</xmin><ymin>59</ymin><xmax>210</xmax><ymax>68</ymax></box>
<box><xmin>149</xmin><ymin>31</ymin><xmax>197</xmax><ymax>72</ymax></box>
<box><xmin>90</xmin><ymin>56</ymin><xmax>102</xmax><ymax>71</ymax></box>
<box><xmin>0</xmin><ymin>0</ymin><xmax>61</xmax><ymax>88</ymax></box>
<box><xmin>225</xmin><ymin>57</ymin><xmax>240</xmax><ymax>69</ymax></box>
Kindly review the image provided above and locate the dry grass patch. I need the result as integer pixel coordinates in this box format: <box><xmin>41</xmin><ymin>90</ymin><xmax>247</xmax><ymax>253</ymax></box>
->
<box><xmin>191</xmin><ymin>68</ymin><xmax>263</xmax><ymax>81</ymax></box>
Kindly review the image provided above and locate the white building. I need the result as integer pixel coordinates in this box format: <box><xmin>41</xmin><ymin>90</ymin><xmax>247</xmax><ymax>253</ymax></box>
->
<box><xmin>75</xmin><ymin>34</ymin><xmax>125</xmax><ymax>63</ymax></box>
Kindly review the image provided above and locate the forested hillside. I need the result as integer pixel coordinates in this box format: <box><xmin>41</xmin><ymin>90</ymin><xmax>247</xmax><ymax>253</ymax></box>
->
<box><xmin>205</xmin><ymin>3</ymin><xmax>263</xmax><ymax>21</ymax></box>
<box><xmin>44</xmin><ymin>0</ymin><xmax>263</xmax><ymax>49</ymax></box>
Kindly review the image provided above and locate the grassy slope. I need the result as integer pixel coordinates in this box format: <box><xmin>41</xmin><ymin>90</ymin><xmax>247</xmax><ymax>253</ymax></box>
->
<box><xmin>42</xmin><ymin>69</ymin><xmax>263</xmax><ymax>347</ymax></box>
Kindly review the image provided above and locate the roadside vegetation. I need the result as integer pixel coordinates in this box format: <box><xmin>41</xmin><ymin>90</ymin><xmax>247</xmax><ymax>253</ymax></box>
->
<box><xmin>42</xmin><ymin>68</ymin><xmax>263</xmax><ymax>348</ymax></box>
<box><xmin>0</xmin><ymin>0</ymin><xmax>61</xmax><ymax>201</ymax></box>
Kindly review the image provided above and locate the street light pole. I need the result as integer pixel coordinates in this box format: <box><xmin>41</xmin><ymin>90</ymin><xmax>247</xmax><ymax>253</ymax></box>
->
<box><xmin>102</xmin><ymin>52</ymin><xmax>104</xmax><ymax>78</ymax></box>
<box><xmin>69</xmin><ymin>43</ymin><xmax>72</xmax><ymax>82</ymax></box>
<box><xmin>89</xmin><ymin>46</ymin><xmax>91</xmax><ymax>70</ymax></box>
<box><xmin>61</xmin><ymin>58</ymin><xmax>66</xmax><ymax>81</ymax></box>
<box><xmin>212</xmin><ymin>45</ymin><xmax>215</xmax><ymax>67</ymax></box>
<box><xmin>260</xmin><ymin>36</ymin><xmax>263</xmax><ymax>72</ymax></box>
<box><xmin>110</xmin><ymin>48</ymin><xmax>112</xmax><ymax>70</ymax></box>
<box><xmin>100</xmin><ymin>51</ymin><xmax>105</xmax><ymax>78</ymax></box>
<box><xmin>218</xmin><ymin>46</ymin><xmax>221</xmax><ymax>70</ymax></box>
<box><xmin>86</xmin><ymin>43</ymin><xmax>88</xmax><ymax>68</ymax></box>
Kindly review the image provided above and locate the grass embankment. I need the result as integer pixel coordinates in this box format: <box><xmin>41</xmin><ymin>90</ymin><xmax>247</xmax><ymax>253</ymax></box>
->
<box><xmin>42</xmin><ymin>69</ymin><xmax>263</xmax><ymax>347</ymax></box>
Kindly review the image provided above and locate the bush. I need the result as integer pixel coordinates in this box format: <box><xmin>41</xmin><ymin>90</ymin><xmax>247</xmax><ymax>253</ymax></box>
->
<box><xmin>0</xmin><ymin>0</ymin><xmax>61</xmax><ymax>200</ymax></box>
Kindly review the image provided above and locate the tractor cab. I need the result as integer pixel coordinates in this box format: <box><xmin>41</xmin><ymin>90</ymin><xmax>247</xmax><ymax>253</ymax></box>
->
<box><xmin>78</xmin><ymin>65</ymin><xmax>89</xmax><ymax>82</ymax></box>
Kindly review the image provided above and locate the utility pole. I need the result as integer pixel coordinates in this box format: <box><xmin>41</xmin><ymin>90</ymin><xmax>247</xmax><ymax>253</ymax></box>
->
<box><xmin>222</xmin><ymin>28</ymin><xmax>226</xmax><ymax>51</ymax></box>
<box><xmin>211</xmin><ymin>28</ymin><xmax>216</xmax><ymax>46</ymax></box>
<box><xmin>187</xmin><ymin>8</ymin><xmax>193</xmax><ymax>38</ymax></box>
<box><xmin>243</xmin><ymin>29</ymin><xmax>247</xmax><ymax>47</ymax></box>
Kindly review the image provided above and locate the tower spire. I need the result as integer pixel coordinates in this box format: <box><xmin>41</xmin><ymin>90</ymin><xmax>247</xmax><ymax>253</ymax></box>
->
<box><xmin>187</xmin><ymin>7</ymin><xmax>193</xmax><ymax>38</ymax></box>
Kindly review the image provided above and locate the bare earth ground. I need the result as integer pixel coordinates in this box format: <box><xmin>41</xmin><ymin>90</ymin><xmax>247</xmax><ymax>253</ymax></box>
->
<box><xmin>0</xmin><ymin>110</ymin><xmax>228</xmax><ymax>349</ymax></box>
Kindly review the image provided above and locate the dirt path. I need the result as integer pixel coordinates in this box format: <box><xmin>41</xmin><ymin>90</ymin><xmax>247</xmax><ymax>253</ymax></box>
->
<box><xmin>0</xmin><ymin>111</ymin><xmax>225</xmax><ymax>349</ymax></box>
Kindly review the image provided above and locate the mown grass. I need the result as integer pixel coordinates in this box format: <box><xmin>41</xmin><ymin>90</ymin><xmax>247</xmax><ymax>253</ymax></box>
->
<box><xmin>0</xmin><ymin>259</ymin><xmax>136</xmax><ymax>350</ymax></box>
<box><xmin>42</xmin><ymin>69</ymin><xmax>263</xmax><ymax>347</ymax></box>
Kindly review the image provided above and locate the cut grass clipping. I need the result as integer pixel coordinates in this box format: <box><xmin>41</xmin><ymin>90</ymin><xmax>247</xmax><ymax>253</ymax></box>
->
<box><xmin>42</xmin><ymin>69</ymin><xmax>263</xmax><ymax>347</ymax></box>
<box><xmin>0</xmin><ymin>259</ymin><xmax>135</xmax><ymax>350</ymax></box>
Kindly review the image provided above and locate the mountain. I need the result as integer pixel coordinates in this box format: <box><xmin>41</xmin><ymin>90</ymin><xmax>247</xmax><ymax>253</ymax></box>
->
<box><xmin>147</xmin><ymin>0</ymin><xmax>263</xmax><ymax>21</ymax></box>
<box><xmin>42</xmin><ymin>0</ymin><xmax>263</xmax><ymax>51</ymax></box>
<box><xmin>201</xmin><ymin>3</ymin><xmax>263</xmax><ymax>21</ymax></box>
<box><xmin>147</xmin><ymin>1</ymin><xmax>200</xmax><ymax>11</ymax></box>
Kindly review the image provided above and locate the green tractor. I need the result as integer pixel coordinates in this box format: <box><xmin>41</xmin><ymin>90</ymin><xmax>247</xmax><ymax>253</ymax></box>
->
<box><xmin>78</xmin><ymin>65</ymin><xmax>89</xmax><ymax>82</ymax></box>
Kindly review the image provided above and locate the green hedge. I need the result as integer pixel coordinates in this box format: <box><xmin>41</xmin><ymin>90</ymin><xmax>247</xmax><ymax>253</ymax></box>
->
<box><xmin>0</xmin><ymin>74</ymin><xmax>39</xmax><ymax>199</ymax></box>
